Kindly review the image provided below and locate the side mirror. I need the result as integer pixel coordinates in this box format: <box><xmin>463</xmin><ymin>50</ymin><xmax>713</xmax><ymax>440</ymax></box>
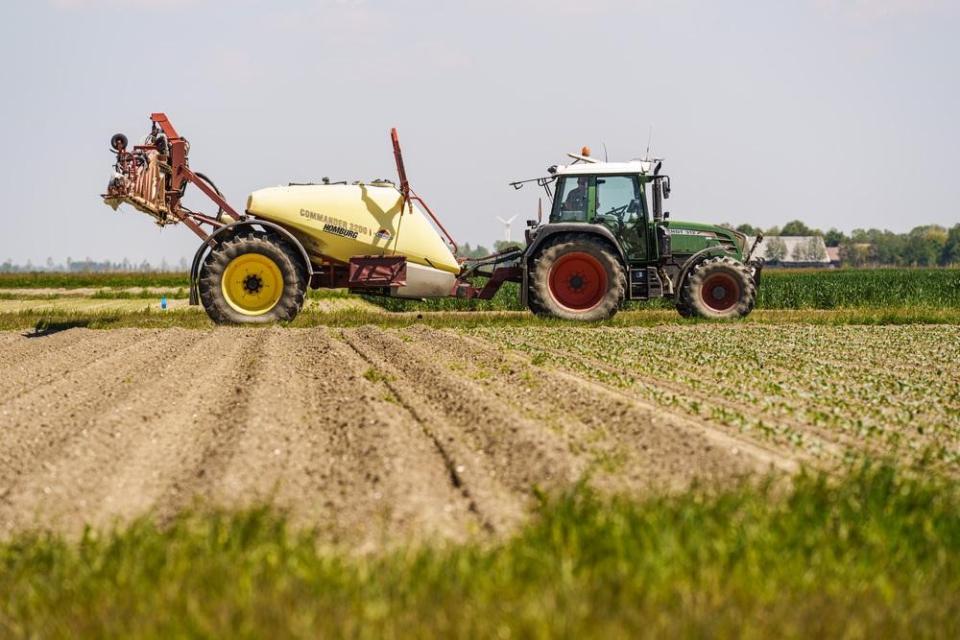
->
<box><xmin>662</xmin><ymin>176</ymin><xmax>671</xmax><ymax>199</ymax></box>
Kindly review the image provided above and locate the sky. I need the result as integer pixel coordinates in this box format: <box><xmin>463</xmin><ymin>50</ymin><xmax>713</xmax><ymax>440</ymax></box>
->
<box><xmin>1</xmin><ymin>0</ymin><xmax>958</xmax><ymax>265</ymax></box>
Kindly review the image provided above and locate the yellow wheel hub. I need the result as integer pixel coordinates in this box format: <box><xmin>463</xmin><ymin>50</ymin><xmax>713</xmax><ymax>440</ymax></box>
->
<box><xmin>221</xmin><ymin>253</ymin><xmax>284</xmax><ymax>316</ymax></box>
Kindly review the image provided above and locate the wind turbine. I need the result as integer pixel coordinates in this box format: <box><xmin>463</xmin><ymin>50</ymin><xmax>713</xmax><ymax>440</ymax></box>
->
<box><xmin>496</xmin><ymin>215</ymin><xmax>517</xmax><ymax>243</ymax></box>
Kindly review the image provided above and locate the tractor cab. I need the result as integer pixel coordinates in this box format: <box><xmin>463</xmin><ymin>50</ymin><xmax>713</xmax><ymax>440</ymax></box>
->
<box><xmin>546</xmin><ymin>158</ymin><xmax>665</xmax><ymax>264</ymax></box>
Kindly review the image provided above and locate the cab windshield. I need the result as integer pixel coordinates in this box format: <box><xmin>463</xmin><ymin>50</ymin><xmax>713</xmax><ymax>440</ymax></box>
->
<box><xmin>550</xmin><ymin>174</ymin><xmax>644</xmax><ymax>223</ymax></box>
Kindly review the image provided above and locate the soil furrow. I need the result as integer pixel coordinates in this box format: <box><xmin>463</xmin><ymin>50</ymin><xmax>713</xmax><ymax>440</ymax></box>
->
<box><xmin>0</xmin><ymin>330</ymin><xmax>154</xmax><ymax>403</ymax></box>
<box><xmin>213</xmin><ymin>328</ymin><xmax>475</xmax><ymax>546</ymax></box>
<box><xmin>338</xmin><ymin>330</ymin><xmax>493</xmax><ymax>534</ymax></box>
<box><xmin>341</xmin><ymin>326</ymin><xmax>583</xmax><ymax>533</ymax></box>
<box><xmin>0</xmin><ymin>329</ymin><xmax>206</xmax><ymax>534</ymax></box>
<box><xmin>154</xmin><ymin>329</ymin><xmax>267</xmax><ymax>516</ymax></box>
<box><xmin>414</xmin><ymin>327</ymin><xmax>797</xmax><ymax>486</ymax></box>
<box><xmin>0</xmin><ymin>330</ymin><xmax>244</xmax><ymax>534</ymax></box>
<box><xmin>500</xmin><ymin>334</ymin><xmax>847</xmax><ymax>462</ymax></box>
<box><xmin>0</xmin><ymin>328</ymin><xmax>101</xmax><ymax>369</ymax></box>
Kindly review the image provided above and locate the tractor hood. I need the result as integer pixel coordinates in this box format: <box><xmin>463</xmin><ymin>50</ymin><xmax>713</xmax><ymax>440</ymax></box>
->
<box><xmin>665</xmin><ymin>220</ymin><xmax>746</xmax><ymax>258</ymax></box>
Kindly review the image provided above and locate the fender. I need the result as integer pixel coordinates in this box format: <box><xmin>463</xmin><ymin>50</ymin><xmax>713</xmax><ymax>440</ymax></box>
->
<box><xmin>524</xmin><ymin>223</ymin><xmax>629</xmax><ymax>265</ymax></box>
<box><xmin>672</xmin><ymin>246</ymin><xmax>735</xmax><ymax>304</ymax></box>
<box><xmin>189</xmin><ymin>219</ymin><xmax>314</xmax><ymax>305</ymax></box>
<box><xmin>521</xmin><ymin>224</ymin><xmax>629</xmax><ymax>307</ymax></box>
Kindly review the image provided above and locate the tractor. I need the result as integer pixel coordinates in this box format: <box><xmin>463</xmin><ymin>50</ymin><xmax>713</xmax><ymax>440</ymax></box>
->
<box><xmin>508</xmin><ymin>149</ymin><xmax>764</xmax><ymax>321</ymax></box>
<box><xmin>102</xmin><ymin>114</ymin><xmax>762</xmax><ymax>324</ymax></box>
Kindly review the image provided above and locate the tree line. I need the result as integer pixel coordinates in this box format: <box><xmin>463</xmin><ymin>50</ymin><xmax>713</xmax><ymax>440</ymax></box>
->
<box><xmin>728</xmin><ymin>220</ymin><xmax>960</xmax><ymax>267</ymax></box>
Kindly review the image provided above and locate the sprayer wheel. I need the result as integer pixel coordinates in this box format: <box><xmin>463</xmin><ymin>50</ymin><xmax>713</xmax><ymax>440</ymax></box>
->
<box><xmin>199</xmin><ymin>231</ymin><xmax>307</xmax><ymax>325</ymax></box>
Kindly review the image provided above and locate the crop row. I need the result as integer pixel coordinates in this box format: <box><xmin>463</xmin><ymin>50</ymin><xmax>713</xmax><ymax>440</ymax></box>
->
<box><xmin>370</xmin><ymin>268</ymin><xmax>960</xmax><ymax>312</ymax></box>
<box><xmin>468</xmin><ymin>324</ymin><xmax>960</xmax><ymax>468</ymax></box>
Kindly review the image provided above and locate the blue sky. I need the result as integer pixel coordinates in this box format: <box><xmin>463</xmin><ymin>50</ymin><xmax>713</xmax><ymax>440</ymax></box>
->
<box><xmin>1</xmin><ymin>0</ymin><xmax>957</xmax><ymax>264</ymax></box>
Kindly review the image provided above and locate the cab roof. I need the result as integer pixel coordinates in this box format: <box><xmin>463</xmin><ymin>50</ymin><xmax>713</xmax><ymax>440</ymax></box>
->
<box><xmin>553</xmin><ymin>159</ymin><xmax>654</xmax><ymax>177</ymax></box>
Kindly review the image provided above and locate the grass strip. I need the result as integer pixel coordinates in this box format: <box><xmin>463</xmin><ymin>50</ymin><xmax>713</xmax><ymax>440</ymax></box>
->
<box><xmin>1</xmin><ymin>464</ymin><xmax>957</xmax><ymax>638</ymax></box>
<box><xmin>3</xmin><ymin>307</ymin><xmax>960</xmax><ymax>333</ymax></box>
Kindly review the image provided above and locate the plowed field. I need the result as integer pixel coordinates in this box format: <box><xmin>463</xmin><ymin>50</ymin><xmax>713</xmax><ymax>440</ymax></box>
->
<box><xmin>1</xmin><ymin>324</ymin><xmax>955</xmax><ymax>545</ymax></box>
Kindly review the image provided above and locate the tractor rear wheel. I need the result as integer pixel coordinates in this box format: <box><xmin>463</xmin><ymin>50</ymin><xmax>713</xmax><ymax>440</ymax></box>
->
<box><xmin>529</xmin><ymin>235</ymin><xmax>625</xmax><ymax>321</ymax></box>
<box><xmin>680</xmin><ymin>256</ymin><xmax>755</xmax><ymax>319</ymax></box>
<box><xmin>199</xmin><ymin>231</ymin><xmax>307</xmax><ymax>324</ymax></box>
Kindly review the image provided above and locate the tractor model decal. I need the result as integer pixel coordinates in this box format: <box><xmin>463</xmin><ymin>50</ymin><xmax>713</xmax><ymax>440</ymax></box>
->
<box><xmin>322</xmin><ymin>223</ymin><xmax>359</xmax><ymax>240</ymax></box>
<box><xmin>670</xmin><ymin>229</ymin><xmax>715</xmax><ymax>237</ymax></box>
<box><xmin>300</xmin><ymin>208</ymin><xmax>371</xmax><ymax>238</ymax></box>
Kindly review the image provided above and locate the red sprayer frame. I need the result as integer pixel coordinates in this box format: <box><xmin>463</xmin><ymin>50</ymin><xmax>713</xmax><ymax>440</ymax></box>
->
<box><xmin>103</xmin><ymin>113</ymin><xmax>242</xmax><ymax>240</ymax></box>
<box><xmin>104</xmin><ymin>114</ymin><xmax>521</xmax><ymax>302</ymax></box>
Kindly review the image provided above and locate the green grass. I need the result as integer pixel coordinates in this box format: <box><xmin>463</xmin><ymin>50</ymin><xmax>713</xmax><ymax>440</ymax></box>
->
<box><xmin>4</xmin><ymin>306</ymin><xmax>960</xmax><ymax>333</ymax></box>
<box><xmin>1</xmin><ymin>464</ymin><xmax>957</xmax><ymax>638</ymax></box>
<box><xmin>0</xmin><ymin>272</ymin><xmax>190</xmax><ymax>289</ymax></box>
<box><xmin>758</xmin><ymin>268</ymin><xmax>960</xmax><ymax>308</ymax></box>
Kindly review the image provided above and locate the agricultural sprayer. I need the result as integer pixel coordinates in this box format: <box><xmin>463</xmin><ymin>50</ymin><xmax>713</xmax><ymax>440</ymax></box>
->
<box><xmin>102</xmin><ymin>114</ymin><xmax>763</xmax><ymax>323</ymax></box>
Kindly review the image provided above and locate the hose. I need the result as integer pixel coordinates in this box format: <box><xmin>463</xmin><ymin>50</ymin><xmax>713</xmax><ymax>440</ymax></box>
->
<box><xmin>194</xmin><ymin>172</ymin><xmax>226</xmax><ymax>221</ymax></box>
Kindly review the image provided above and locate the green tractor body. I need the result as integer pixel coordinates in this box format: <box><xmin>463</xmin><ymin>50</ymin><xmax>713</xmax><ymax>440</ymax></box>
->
<box><xmin>517</xmin><ymin>156</ymin><xmax>763</xmax><ymax>321</ymax></box>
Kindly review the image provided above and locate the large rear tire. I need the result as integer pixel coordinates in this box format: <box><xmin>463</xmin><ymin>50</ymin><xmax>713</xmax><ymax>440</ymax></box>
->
<box><xmin>528</xmin><ymin>235</ymin><xmax>625</xmax><ymax>321</ymax></box>
<box><xmin>680</xmin><ymin>255</ymin><xmax>755</xmax><ymax>319</ymax></box>
<box><xmin>199</xmin><ymin>231</ymin><xmax>307</xmax><ymax>324</ymax></box>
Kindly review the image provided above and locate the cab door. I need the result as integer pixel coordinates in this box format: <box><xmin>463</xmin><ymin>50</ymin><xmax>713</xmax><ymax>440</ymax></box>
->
<box><xmin>593</xmin><ymin>175</ymin><xmax>647</xmax><ymax>261</ymax></box>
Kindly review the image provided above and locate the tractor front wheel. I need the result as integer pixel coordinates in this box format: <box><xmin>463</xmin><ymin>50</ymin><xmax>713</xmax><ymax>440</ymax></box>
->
<box><xmin>680</xmin><ymin>256</ymin><xmax>756</xmax><ymax>319</ymax></box>
<box><xmin>199</xmin><ymin>231</ymin><xmax>307</xmax><ymax>324</ymax></box>
<box><xmin>528</xmin><ymin>235</ymin><xmax>625</xmax><ymax>321</ymax></box>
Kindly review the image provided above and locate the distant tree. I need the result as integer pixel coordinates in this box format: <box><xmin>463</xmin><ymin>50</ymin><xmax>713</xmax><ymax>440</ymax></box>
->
<box><xmin>736</xmin><ymin>223</ymin><xmax>761</xmax><ymax>237</ymax></box>
<box><xmin>766</xmin><ymin>237</ymin><xmax>787</xmax><ymax>262</ymax></box>
<box><xmin>941</xmin><ymin>224</ymin><xmax>960</xmax><ymax>266</ymax></box>
<box><xmin>780</xmin><ymin>220</ymin><xmax>818</xmax><ymax>237</ymax></box>
<box><xmin>764</xmin><ymin>226</ymin><xmax>781</xmax><ymax>237</ymax></box>
<box><xmin>839</xmin><ymin>242</ymin><xmax>868</xmax><ymax>267</ymax></box>
<box><xmin>456</xmin><ymin>243</ymin><xmax>494</xmax><ymax>259</ymax></box>
<box><xmin>903</xmin><ymin>225</ymin><xmax>947</xmax><ymax>267</ymax></box>
<box><xmin>824</xmin><ymin>228</ymin><xmax>846</xmax><ymax>247</ymax></box>
<box><xmin>493</xmin><ymin>240</ymin><xmax>524</xmax><ymax>253</ymax></box>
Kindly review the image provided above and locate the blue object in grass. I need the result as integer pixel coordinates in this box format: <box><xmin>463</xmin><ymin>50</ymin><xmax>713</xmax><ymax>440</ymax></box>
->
<box><xmin>161</xmin><ymin>296</ymin><xmax>168</xmax><ymax>310</ymax></box>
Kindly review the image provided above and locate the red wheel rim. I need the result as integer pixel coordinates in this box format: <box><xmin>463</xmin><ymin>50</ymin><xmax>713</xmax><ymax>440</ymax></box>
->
<box><xmin>548</xmin><ymin>252</ymin><xmax>608</xmax><ymax>311</ymax></box>
<box><xmin>701</xmin><ymin>273</ymin><xmax>740</xmax><ymax>311</ymax></box>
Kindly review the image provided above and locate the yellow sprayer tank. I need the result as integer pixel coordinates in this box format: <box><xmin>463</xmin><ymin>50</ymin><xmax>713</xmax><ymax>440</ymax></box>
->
<box><xmin>246</xmin><ymin>182</ymin><xmax>460</xmax><ymax>298</ymax></box>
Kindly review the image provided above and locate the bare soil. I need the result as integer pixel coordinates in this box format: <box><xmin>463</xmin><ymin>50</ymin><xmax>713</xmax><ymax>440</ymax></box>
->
<box><xmin>0</xmin><ymin>327</ymin><xmax>799</xmax><ymax>545</ymax></box>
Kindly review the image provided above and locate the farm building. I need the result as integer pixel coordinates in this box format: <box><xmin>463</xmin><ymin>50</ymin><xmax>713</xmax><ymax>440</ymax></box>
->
<box><xmin>756</xmin><ymin>235</ymin><xmax>832</xmax><ymax>267</ymax></box>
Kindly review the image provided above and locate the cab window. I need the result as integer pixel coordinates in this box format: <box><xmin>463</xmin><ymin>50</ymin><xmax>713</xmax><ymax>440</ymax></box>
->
<box><xmin>552</xmin><ymin>176</ymin><xmax>590</xmax><ymax>222</ymax></box>
<box><xmin>595</xmin><ymin>175</ymin><xmax>642</xmax><ymax>224</ymax></box>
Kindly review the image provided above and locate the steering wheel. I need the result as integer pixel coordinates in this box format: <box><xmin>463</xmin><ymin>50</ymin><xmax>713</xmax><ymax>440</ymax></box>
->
<box><xmin>598</xmin><ymin>204</ymin><xmax>630</xmax><ymax>223</ymax></box>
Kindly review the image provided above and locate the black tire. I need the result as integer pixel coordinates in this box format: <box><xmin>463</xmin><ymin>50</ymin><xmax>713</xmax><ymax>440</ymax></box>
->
<box><xmin>680</xmin><ymin>255</ymin><xmax>755</xmax><ymax>319</ymax></box>
<box><xmin>675</xmin><ymin>299</ymin><xmax>695</xmax><ymax>318</ymax></box>
<box><xmin>528</xmin><ymin>234</ymin><xmax>626</xmax><ymax>321</ymax></box>
<box><xmin>199</xmin><ymin>231</ymin><xmax>307</xmax><ymax>325</ymax></box>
